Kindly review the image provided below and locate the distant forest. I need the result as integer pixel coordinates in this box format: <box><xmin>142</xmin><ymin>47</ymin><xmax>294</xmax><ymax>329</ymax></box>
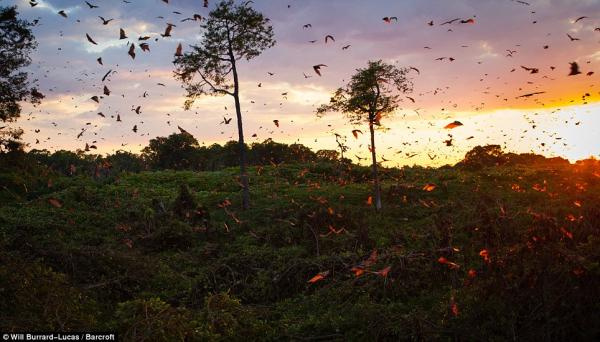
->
<box><xmin>2</xmin><ymin>131</ymin><xmax>584</xmax><ymax>175</ymax></box>
<box><xmin>3</xmin><ymin>131</ymin><xmax>594</xmax><ymax>202</ymax></box>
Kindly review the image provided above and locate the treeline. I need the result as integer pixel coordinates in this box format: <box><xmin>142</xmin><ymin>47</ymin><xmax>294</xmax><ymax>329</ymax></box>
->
<box><xmin>456</xmin><ymin>144</ymin><xmax>572</xmax><ymax>170</ymax></box>
<box><xmin>1</xmin><ymin>131</ymin><xmax>594</xmax><ymax>179</ymax></box>
<box><xmin>2</xmin><ymin>132</ymin><xmax>598</xmax><ymax>205</ymax></box>
<box><xmin>0</xmin><ymin>132</ymin><xmax>592</xmax><ymax>179</ymax></box>
<box><xmin>1</xmin><ymin>132</ymin><xmax>348</xmax><ymax>177</ymax></box>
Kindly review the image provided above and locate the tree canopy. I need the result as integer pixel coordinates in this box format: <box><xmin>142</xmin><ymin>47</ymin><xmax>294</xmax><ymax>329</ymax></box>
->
<box><xmin>0</xmin><ymin>6</ymin><xmax>40</xmax><ymax>122</ymax></box>
<box><xmin>174</xmin><ymin>0</ymin><xmax>275</xmax><ymax>109</ymax></box>
<box><xmin>142</xmin><ymin>132</ymin><xmax>200</xmax><ymax>170</ymax></box>
<box><xmin>317</xmin><ymin>60</ymin><xmax>413</xmax><ymax>125</ymax></box>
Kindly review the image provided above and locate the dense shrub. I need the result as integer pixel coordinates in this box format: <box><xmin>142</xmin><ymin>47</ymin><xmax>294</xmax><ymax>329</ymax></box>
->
<box><xmin>1</xmin><ymin>147</ymin><xmax>599</xmax><ymax>340</ymax></box>
<box><xmin>0</xmin><ymin>253</ymin><xmax>98</xmax><ymax>331</ymax></box>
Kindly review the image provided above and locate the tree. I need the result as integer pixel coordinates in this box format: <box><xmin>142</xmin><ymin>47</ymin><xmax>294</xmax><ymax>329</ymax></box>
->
<box><xmin>173</xmin><ymin>0</ymin><xmax>275</xmax><ymax>209</ymax></box>
<box><xmin>142</xmin><ymin>132</ymin><xmax>200</xmax><ymax>170</ymax></box>
<box><xmin>333</xmin><ymin>133</ymin><xmax>349</xmax><ymax>161</ymax></box>
<box><xmin>0</xmin><ymin>127</ymin><xmax>23</xmax><ymax>153</ymax></box>
<box><xmin>288</xmin><ymin>143</ymin><xmax>317</xmax><ymax>163</ymax></box>
<box><xmin>316</xmin><ymin>150</ymin><xmax>340</xmax><ymax>162</ymax></box>
<box><xmin>105</xmin><ymin>151</ymin><xmax>145</xmax><ymax>173</ymax></box>
<box><xmin>0</xmin><ymin>6</ymin><xmax>41</xmax><ymax>152</ymax></box>
<box><xmin>317</xmin><ymin>60</ymin><xmax>413</xmax><ymax>211</ymax></box>
<box><xmin>249</xmin><ymin>139</ymin><xmax>317</xmax><ymax>165</ymax></box>
<box><xmin>458</xmin><ymin>145</ymin><xmax>507</xmax><ymax>170</ymax></box>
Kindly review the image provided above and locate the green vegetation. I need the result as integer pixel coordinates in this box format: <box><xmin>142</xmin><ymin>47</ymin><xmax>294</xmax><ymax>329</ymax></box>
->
<box><xmin>0</xmin><ymin>5</ymin><xmax>41</xmax><ymax>152</ymax></box>
<box><xmin>1</xmin><ymin>144</ymin><xmax>599</xmax><ymax>340</ymax></box>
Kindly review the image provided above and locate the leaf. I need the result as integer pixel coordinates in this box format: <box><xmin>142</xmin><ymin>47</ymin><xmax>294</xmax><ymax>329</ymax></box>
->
<box><xmin>48</xmin><ymin>198</ymin><xmax>62</xmax><ymax>208</ymax></box>
<box><xmin>375</xmin><ymin>266</ymin><xmax>391</xmax><ymax>277</ymax></box>
<box><xmin>326</xmin><ymin>224</ymin><xmax>345</xmax><ymax>235</ymax></box>
<box><xmin>217</xmin><ymin>199</ymin><xmax>232</xmax><ymax>208</ymax></box>
<box><xmin>115</xmin><ymin>223</ymin><xmax>131</xmax><ymax>232</ymax></box>
<box><xmin>356</xmin><ymin>250</ymin><xmax>378</xmax><ymax>270</ymax></box>
<box><xmin>560</xmin><ymin>227</ymin><xmax>573</xmax><ymax>239</ymax></box>
<box><xmin>438</xmin><ymin>256</ymin><xmax>460</xmax><ymax>269</ymax></box>
<box><xmin>422</xmin><ymin>183</ymin><xmax>436</xmax><ymax>192</ymax></box>
<box><xmin>450</xmin><ymin>297</ymin><xmax>459</xmax><ymax>316</ymax></box>
<box><xmin>351</xmin><ymin>266</ymin><xmax>365</xmax><ymax>277</ymax></box>
<box><xmin>308</xmin><ymin>270</ymin><xmax>329</xmax><ymax>284</ymax></box>
<box><xmin>418</xmin><ymin>199</ymin><xmax>431</xmax><ymax>208</ymax></box>
<box><xmin>479</xmin><ymin>249</ymin><xmax>490</xmax><ymax>262</ymax></box>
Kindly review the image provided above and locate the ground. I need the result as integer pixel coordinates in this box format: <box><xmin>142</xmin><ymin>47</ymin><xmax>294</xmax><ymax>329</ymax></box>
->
<box><xmin>1</xmin><ymin>160</ymin><xmax>599</xmax><ymax>340</ymax></box>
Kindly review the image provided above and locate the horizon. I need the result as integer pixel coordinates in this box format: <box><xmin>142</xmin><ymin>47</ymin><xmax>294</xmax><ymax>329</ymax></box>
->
<box><xmin>3</xmin><ymin>0</ymin><xmax>600</xmax><ymax>167</ymax></box>
<box><xmin>21</xmin><ymin>132</ymin><xmax>599</xmax><ymax>169</ymax></box>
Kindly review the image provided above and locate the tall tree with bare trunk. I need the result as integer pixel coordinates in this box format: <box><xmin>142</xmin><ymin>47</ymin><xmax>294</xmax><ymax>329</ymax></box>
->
<box><xmin>173</xmin><ymin>0</ymin><xmax>275</xmax><ymax>209</ymax></box>
<box><xmin>317</xmin><ymin>60</ymin><xmax>413</xmax><ymax>211</ymax></box>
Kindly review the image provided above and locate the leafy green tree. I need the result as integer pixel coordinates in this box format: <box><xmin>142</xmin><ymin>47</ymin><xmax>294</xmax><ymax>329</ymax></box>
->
<box><xmin>288</xmin><ymin>143</ymin><xmax>317</xmax><ymax>163</ymax></box>
<box><xmin>316</xmin><ymin>149</ymin><xmax>340</xmax><ymax>162</ymax></box>
<box><xmin>105</xmin><ymin>150</ymin><xmax>145</xmax><ymax>173</ymax></box>
<box><xmin>0</xmin><ymin>6</ymin><xmax>41</xmax><ymax>152</ymax></box>
<box><xmin>205</xmin><ymin>143</ymin><xmax>225</xmax><ymax>170</ymax></box>
<box><xmin>221</xmin><ymin>140</ymin><xmax>244</xmax><ymax>168</ymax></box>
<box><xmin>173</xmin><ymin>0</ymin><xmax>275</xmax><ymax>209</ymax></box>
<box><xmin>317</xmin><ymin>60</ymin><xmax>413</xmax><ymax>210</ymax></box>
<box><xmin>246</xmin><ymin>139</ymin><xmax>316</xmax><ymax>165</ymax></box>
<box><xmin>460</xmin><ymin>145</ymin><xmax>506</xmax><ymax>170</ymax></box>
<box><xmin>0</xmin><ymin>127</ymin><xmax>24</xmax><ymax>153</ymax></box>
<box><xmin>40</xmin><ymin>150</ymin><xmax>93</xmax><ymax>176</ymax></box>
<box><xmin>142</xmin><ymin>132</ymin><xmax>200</xmax><ymax>170</ymax></box>
<box><xmin>250</xmin><ymin>139</ymin><xmax>291</xmax><ymax>165</ymax></box>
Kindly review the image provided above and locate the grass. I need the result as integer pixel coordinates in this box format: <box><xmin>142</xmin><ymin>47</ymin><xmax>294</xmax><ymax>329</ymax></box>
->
<box><xmin>1</xmin><ymin>160</ymin><xmax>599</xmax><ymax>340</ymax></box>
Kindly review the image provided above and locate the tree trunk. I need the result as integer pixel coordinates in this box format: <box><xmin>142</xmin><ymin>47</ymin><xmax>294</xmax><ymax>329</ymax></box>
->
<box><xmin>231</xmin><ymin>60</ymin><xmax>249</xmax><ymax>210</ymax></box>
<box><xmin>369</xmin><ymin>118</ymin><xmax>382</xmax><ymax>211</ymax></box>
<box><xmin>233</xmin><ymin>93</ymin><xmax>249</xmax><ymax>210</ymax></box>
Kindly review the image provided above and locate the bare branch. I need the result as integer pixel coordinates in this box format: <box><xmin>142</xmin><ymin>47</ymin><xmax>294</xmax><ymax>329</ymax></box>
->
<box><xmin>197</xmin><ymin>70</ymin><xmax>233</xmax><ymax>96</ymax></box>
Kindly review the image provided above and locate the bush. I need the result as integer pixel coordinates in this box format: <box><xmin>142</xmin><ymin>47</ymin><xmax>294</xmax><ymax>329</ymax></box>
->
<box><xmin>0</xmin><ymin>253</ymin><xmax>98</xmax><ymax>331</ymax></box>
<box><xmin>115</xmin><ymin>298</ymin><xmax>201</xmax><ymax>341</ymax></box>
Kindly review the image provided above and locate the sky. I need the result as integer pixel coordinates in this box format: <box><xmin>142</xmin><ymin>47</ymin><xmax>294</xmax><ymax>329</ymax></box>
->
<box><xmin>3</xmin><ymin>0</ymin><xmax>600</xmax><ymax>167</ymax></box>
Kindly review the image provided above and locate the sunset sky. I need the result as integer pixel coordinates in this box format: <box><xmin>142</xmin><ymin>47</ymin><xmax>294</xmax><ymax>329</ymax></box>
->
<box><xmin>4</xmin><ymin>0</ymin><xmax>600</xmax><ymax>166</ymax></box>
